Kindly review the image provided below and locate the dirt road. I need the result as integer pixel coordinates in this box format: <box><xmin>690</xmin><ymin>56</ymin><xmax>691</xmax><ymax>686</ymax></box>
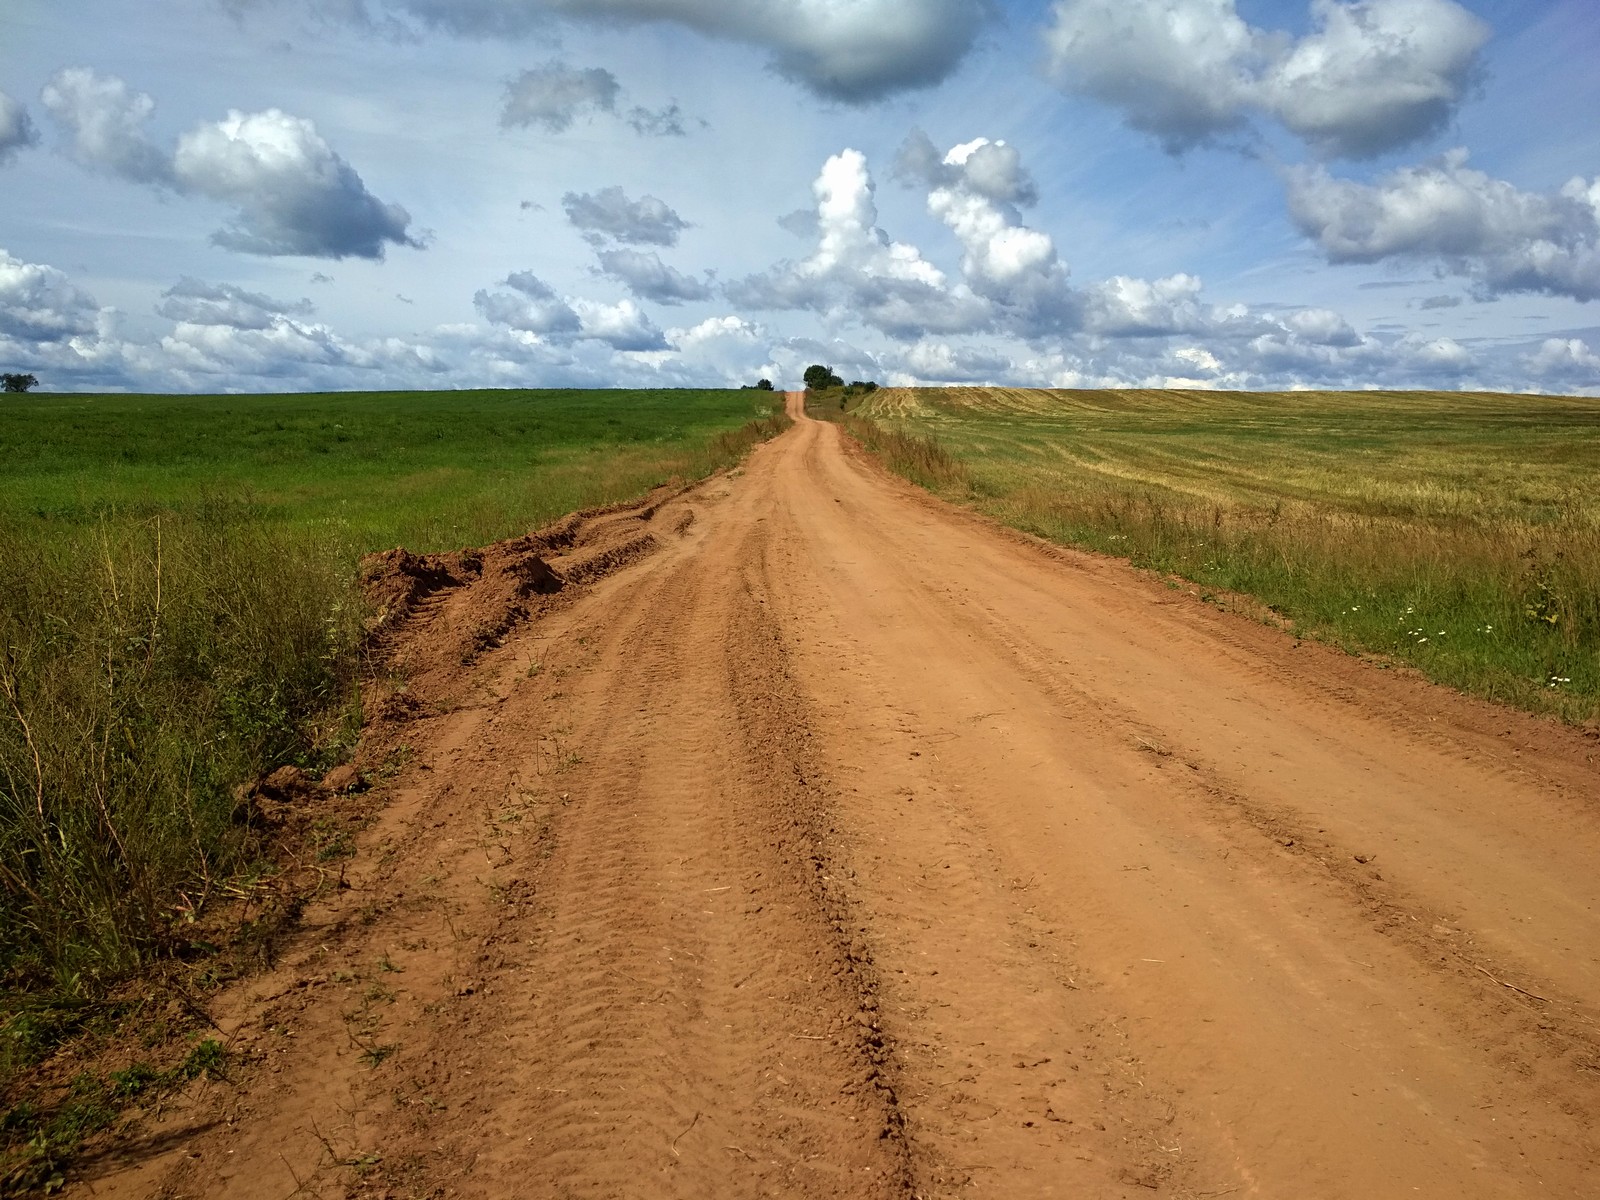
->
<box><xmin>91</xmin><ymin>392</ymin><xmax>1599</xmax><ymax>1199</ymax></box>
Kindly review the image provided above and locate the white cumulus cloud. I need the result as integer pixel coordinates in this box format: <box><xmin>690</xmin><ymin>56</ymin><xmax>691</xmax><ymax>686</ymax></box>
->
<box><xmin>1265</xmin><ymin>0</ymin><xmax>1488</xmax><ymax>159</ymax></box>
<box><xmin>501</xmin><ymin>62</ymin><xmax>621</xmax><ymax>132</ymax></box>
<box><xmin>173</xmin><ymin>108</ymin><xmax>420</xmax><ymax>258</ymax></box>
<box><xmin>0</xmin><ymin>249</ymin><xmax>103</xmax><ymax>343</ymax></box>
<box><xmin>1286</xmin><ymin>150</ymin><xmax>1600</xmax><ymax>300</ymax></box>
<box><xmin>728</xmin><ymin>147</ymin><xmax>987</xmax><ymax>340</ymax></box>
<box><xmin>157</xmin><ymin>277</ymin><xmax>316</xmax><ymax>329</ymax></box>
<box><xmin>1524</xmin><ymin>337</ymin><xmax>1600</xmax><ymax>382</ymax></box>
<box><xmin>570</xmin><ymin>296</ymin><xmax>669</xmax><ymax>351</ymax></box>
<box><xmin>1042</xmin><ymin>0</ymin><xmax>1488</xmax><ymax>159</ymax></box>
<box><xmin>596</xmin><ymin>249</ymin><xmax>713</xmax><ymax>305</ymax></box>
<box><xmin>40</xmin><ymin>68</ymin><xmax>174</xmax><ymax>184</ymax></box>
<box><xmin>474</xmin><ymin>270</ymin><xmax>667</xmax><ymax>350</ymax></box>
<box><xmin>38</xmin><ymin>69</ymin><xmax>419</xmax><ymax>260</ymax></box>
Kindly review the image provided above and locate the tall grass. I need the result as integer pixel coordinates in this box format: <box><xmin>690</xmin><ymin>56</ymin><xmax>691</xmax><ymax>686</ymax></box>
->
<box><xmin>850</xmin><ymin>388</ymin><xmax>1600</xmax><ymax>723</ymax></box>
<box><xmin>837</xmin><ymin>414</ymin><xmax>972</xmax><ymax>491</ymax></box>
<box><xmin>0</xmin><ymin>507</ymin><xmax>363</xmax><ymax>994</ymax></box>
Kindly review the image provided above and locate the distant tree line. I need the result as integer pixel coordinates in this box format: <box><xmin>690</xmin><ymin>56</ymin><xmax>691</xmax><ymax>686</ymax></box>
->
<box><xmin>739</xmin><ymin>367</ymin><xmax>879</xmax><ymax>402</ymax></box>
<box><xmin>804</xmin><ymin>364</ymin><xmax>877</xmax><ymax>408</ymax></box>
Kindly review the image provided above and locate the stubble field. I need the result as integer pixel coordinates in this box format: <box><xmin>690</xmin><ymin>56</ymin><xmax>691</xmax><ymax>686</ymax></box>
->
<box><xmin>846</xmin><ymin>386</ymin><xmax>1600</xmax><ymax>723</ymax></box>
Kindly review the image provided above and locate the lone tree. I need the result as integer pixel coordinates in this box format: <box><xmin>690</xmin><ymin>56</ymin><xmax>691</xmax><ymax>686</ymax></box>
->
<box><xmin>755</xmin><ymin>378</ymin><xmax>774</xmax><ymax>391</ymax></box>
<box><xmin>803</xmin><ymin>364</ymin><xmax>844</xmax><ymax>391</ymax></box>
<box><xmin>2</xmin><ymin>372</ymin><xmax>38</xmax><ymax>393</ymax></box>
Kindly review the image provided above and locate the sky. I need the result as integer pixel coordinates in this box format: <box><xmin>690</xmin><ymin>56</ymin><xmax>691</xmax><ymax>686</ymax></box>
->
<box><xmin>2</xmin><ymin>0</ymin><xmax>1600</xmax><ymax>394</ymax></box>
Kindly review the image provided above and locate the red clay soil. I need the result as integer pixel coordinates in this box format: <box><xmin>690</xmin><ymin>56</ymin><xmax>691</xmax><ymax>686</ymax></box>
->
<box><xmin>76</xmin><ymin>393</ymin><xmax>1599</xmax><ymax>1199</ymax></box>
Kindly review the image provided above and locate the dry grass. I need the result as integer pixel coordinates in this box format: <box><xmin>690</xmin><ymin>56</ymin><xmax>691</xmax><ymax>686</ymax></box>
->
<box><xmin>851</xmin><ymin>387</ymin><xmax>1600</xmax><ymax>723</ymax></box>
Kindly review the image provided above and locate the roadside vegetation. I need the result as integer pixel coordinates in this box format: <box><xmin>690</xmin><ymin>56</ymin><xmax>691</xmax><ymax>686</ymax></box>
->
<box><xmin>0</xmin><ymin>387</ymin><xmax>786</xmax><ymax>1179</ymax></box>
<box><xmin>847</xmin><ymin>386</ymin><xmax>1599</xmax><ymax>724</ymax></box>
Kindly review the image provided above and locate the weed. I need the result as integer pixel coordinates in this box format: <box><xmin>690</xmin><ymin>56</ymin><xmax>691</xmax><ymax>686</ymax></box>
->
<box><xmin>0</xmin><ymin>1038</ymin><xmax>229</xmax><ymax>1192</ymax></box>
<box><xmin>175</xmin><ymin>1038</ymin><xmax>227</xmax><ymax>1083</ymax></box>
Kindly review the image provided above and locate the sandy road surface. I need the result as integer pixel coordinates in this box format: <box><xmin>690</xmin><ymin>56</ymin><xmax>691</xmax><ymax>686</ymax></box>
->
<box><xmin>90</xmin><ymin>393</ymin><xmax>1598</xmax><ymax>1199</ymax></box>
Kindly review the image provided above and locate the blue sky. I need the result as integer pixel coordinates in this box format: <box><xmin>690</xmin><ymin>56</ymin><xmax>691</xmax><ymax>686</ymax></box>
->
<box><xmin>2</xmin><ymin>0</ymin><xmax>1599</xmax><ymax>393</ymax></box>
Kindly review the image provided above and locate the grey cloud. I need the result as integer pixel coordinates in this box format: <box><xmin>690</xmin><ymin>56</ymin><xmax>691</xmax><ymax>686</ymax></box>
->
<box><xmin>381</xmin><ymin>0</ymin><xmax>989</xmax><ymax>103</ymax></box>
<box><xmin>900</xmin><ymin>340</ymin><xmax>1013</xmax><ymax>382</ymax></box>
<box><xmin>474</xmin><ymin>271</ymin><xmax>582</xmax><ymax>335</ymax></box>
<box><xmin>1042</xmin><ymin>0</ymin><xmax>1488</xmax><ymax>159</ymax></box>
<box><xmin>40</xmin><ymin>68</ymin><xmax>175</xmax><ymax>184</ymax></box>
<box><xmin>1283</xmin><ymin>306</ymin><xmax>1360</xmax><ymax>345</ymax></box>
<box><xmin>0</xmin><ymin>248</ymin><xmax>101</xmax><ymax>342</ymax></box>
<box><xmin>777</xmin><ymin>208</ymin><xmax>819</xmax><ymax>238</ymax></box>
<box><xmin>597</xmin><ymin>249</ymin><xmax>713</xmax><ymax>304</ymax></box>
<box><xmin>501</xmin><ymin>63</ymin><xmax>620</xmax><ymax>132</ymax></box>
<box><xmin>0</xmin><ymin>92</ymin><xmax>39</xmax><ymax>164</ymax></box>
<box><xmin>570</xmin><ymin>297</ymin><xmax>669</xmax><ymax>351</ymax></box>
<box><xmin>1082</xmin><ymin>275</ymin><xmax>1211</xmax><ymax>337</ymax></box>
<box><xmin>1286</xmin><ymin>151</ymin><xmax>1600</xmax><ymax>300</ymax></box>
<box><xmin>895</xmin><ymin>129</ymin><xmax>1038</xmax><ymax>206</ymax></box>
<box><xmin>626</xmin><ymin>103</ymin><xmax>687</xmax><ymax>138</ymax></box>
<box><xmin>158</xmin><ymin>277</ymin><xmax>316</xmax><ymax>329</ymax></box>
<box><xmin>1419</xmin><ymin>294</ymin><xmax>1463</xmax><ymax>309</ymax></box>
<box><xmin>39</xmin><ymin>70</ymin><xmax>419</xmax><ymax>260</ymax></box>
<box><xmin>473</xmin><ymin>271</ymin><xmax>667</xmax><ymax>350</ymax></box>
<box><xmin>563</xmin><ymin>187</ymin><xmax>688</xmax><ymax>246</ymax></box>
<box><xmin>1042</xmin><ymin>0</ymin><xmax>1260</xmax><ymax>153</ymax></box>
<box><xmin>1265</xmin><ymin>0</ymin><xmax>1488</xmax><ymax>159</ymax></box>
<box><xmin>175</xmin><ymin>109</ymin><xmax>420</xmax><ymax>258</ymax></box>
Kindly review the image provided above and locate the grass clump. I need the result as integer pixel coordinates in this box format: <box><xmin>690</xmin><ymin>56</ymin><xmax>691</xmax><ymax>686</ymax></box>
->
<box><xmin>0</xmin><ymin>506</ymin><xmax>363</xmax><ymax>994</ymax></box>
<box><xmin>838</xmin><ymin>415</ymin><xmax>972</xmax><ymax>492</ymax></box>
<box><xmin>852</xmin><ymin>387</ymin><xmax>1600</xmax><ymax>723</ymax></box>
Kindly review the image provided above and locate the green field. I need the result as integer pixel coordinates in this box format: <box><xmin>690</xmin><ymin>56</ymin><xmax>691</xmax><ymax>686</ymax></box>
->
<box><xmin>2</xmin><ymin>388</ymin><xmax>782</xmax><ymax>552</ymax></box>
<box><xmin>0</xmin><ymin>388</ymin><xmax>784</xmax><ymax>1001</ymax></box>
<box><xmin>848</xmin><ymin>387</ymin><xmax>1600</xmax><ymax>723</ymax></box>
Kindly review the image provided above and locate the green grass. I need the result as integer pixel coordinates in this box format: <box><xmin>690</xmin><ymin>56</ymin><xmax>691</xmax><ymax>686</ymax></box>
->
<box><xmin>0</xmin><ymin>388</ymin><xmax>785</xmax><ymax>1003</ymax></box>
<box><xmin>1</xmin><ymin>388</ymin><xmax>783</xmax><ymax>552</ymax></box>
<box><xmin>852</xmin><ymin>387</ymin><xmax>1600</xmax><ymax>723</ymax></box>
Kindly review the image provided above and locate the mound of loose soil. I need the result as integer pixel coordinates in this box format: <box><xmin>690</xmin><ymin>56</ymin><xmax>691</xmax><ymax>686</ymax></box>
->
<box><xmin>356</xmin><ymin>479</ymin><xmax>700</xmax><ymax>735</ymax></box>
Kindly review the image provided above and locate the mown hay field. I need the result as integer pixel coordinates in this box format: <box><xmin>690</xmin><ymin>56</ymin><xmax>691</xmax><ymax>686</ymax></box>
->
<box><xmin>851</xmin><ymin>387</ymin><xmax>1600</xmax><ymax>724</ymax></box>
<box><xmin>0</xmin><ymin>388</ymin><xmax>784</xmax><ymax>1000</ymax></box>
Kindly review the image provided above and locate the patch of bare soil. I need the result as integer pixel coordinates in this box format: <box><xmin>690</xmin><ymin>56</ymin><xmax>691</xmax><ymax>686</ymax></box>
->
<box><xmin>70</xmin><ymin>397</ymin><xmax>1599</xmax><ymax>1199</ymax></box>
